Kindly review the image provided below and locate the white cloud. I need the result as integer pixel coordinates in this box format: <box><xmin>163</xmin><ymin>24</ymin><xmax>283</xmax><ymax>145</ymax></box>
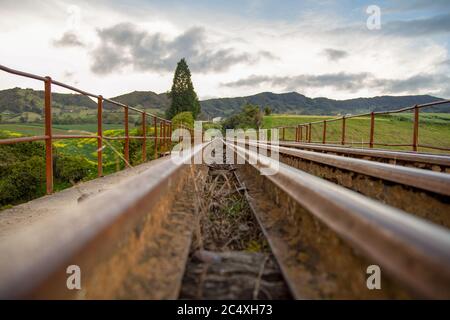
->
<box><xmin>0</xmin><ymin>0</ymin><xmax>448</xmax><ymax>100</ymax></box>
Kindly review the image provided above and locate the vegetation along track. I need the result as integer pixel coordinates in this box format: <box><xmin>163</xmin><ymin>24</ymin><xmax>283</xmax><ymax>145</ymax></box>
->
<box><xmin>245</xmin><ymin>140</ymin><xmax>450</xmax><ymax>228</ymax></box>
<box><xmin>0</xmin><ymin>140</ymin><xmax>449</xmax><ymax>299</ymax></box>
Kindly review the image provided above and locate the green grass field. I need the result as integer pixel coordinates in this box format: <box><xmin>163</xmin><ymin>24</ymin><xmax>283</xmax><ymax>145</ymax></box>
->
<box><xmin>1</xmin><ymin>113</ymin><xmax>449</xmax><ymax>155</ymax></box>
<box><xmin>263</xmin><ymin>113</ymin><xmax>450</xmax><ymax>154</ymax></box>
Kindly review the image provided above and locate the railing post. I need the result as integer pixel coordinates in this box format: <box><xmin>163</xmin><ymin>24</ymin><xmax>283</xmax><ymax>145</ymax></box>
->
<box><xmin>308</xmin><ymin>123</ymin><xmax>312</xmax><ymax>143</ymax></box>
<box><xmin>154</xmin><ymin>117</ymin><xmax>158</xmax><ymax>159</ymax></box>
<box><xmin>413</xmin><ymin>105</ymin><xmax>419</xmax><ymax>152</ymax></box>
<box><xmin>169</xmin><ymin>122</ymin><xmax>172</xmax><ymax>146</ymax></box>
<box><xmin>322</xmin><ymin>120</ymin><xmax>327</xmax><ymax>144</ymax></box>
<box><xmin>295</xmin><ymin>126</ymin><xmax>298</xmax><ymax>142</ymax></box>
<box><xmin>341</xmin><ymin>116</ymin><xmax>346</xmax><ymax>145</ymax></box>
<box><xmin>300</xmin><ymin>126</ymin><xmax>303</xmax><ymax>142</ymax></box>
<box><xmin>142</xmin><ymin>113</ymin><xmax>147</xmax><ymax>162</ymax></box>
<box><xmin>164</xmin><ymin>121</ymin><xmax>167</xmax><ymax>149</ymax></box>
<box><xmin>44</xmin><ymin>77</ymin><xmax>53</xmax><ymax>194</ymax></box>
<box><xmin>124</xmin><ymin>107</ymin><xmax>130</xmax><ymax>166</ymax></box>
<box><xmin>370</xmin><ymin>112</ymin><xmax>375</xmax><ymax>148</ymax></box>
<box><xmin>282</xmin><ymin>127</ymin><xmax>285</xmax><ymax>141</ymax></box>
<box><xmin>97</xmin><ymin>95</ymin><xmax>103</xmax><ymax>177</ymax></box>
<box><xmin>159</xmin><ymin>121</ymin><xmax>163</xmax><ymax>153</ymax></box>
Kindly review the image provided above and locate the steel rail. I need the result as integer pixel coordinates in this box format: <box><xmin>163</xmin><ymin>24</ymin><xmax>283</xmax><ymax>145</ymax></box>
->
<box><xmin>244</xmin><ymin>140</ymin><xmax>450</xmax><ymax>196</ymax></box>
<box><xmin>276</xmin><ymin>141</ymin><xmax>450</xmax><ymax>167</ymax></box>
<box><xmin>0</xmin><ymin>142</ymin><xmax>207</xmax><ymax>299</ymax></box>
<box><xmin>225</xmin><ymin>140</ymin><xmax>450</xmax><ymax>298</ymax></box>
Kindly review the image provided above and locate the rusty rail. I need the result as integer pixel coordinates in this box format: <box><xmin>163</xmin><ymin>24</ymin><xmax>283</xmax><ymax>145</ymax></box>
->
<box><xmin>277</xmin><ymin>100</ymin><xmax>450</xmax><ymax>153</ymax></box>
<box><xmin>0</xmin><ymin>142</ymin><xmax>208</xmax><ymax>299</ymax></box>
<box><xmin>275</xmin><ymin>141</ymin><xmax>450</xmax><ymax>169</ymax></box>
<box><xmin>0</xmin><ymin>64</ymin><xmax>173</xmax><ymax>194</ymax></box>
<box><xmin>246</xmin><ymin>140</ymin><xmax>450</xmax><ymax>196</ymax></box>
<box><xmin>225</xmin><ymin>140</ymin><xmax>450</xmax><ymax>298</ymax></box>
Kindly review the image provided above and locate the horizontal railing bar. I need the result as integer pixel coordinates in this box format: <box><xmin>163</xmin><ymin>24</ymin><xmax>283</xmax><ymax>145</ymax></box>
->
<box><xmin>0</xmin><ymin>136</ymin><xmax>48</xmax><ymax>144</ymax></box>
<box><xmin>0</xmin><ymin>64</ymin><xmax>46</xmax><ymax>81</ymax></box>
<box><xmin>103</xmin><ymin>136</ymin><xmax>163</xmax><ymax>141</ymax></box>
<box><xmin>51</xmin><ymin>80</ymin><xmax>98</xmax><ymax>99</ymax></box>
<box><xmin>373</xmin><ymin>143</ymin><xmax>413</xmax><ymax>147</ymax></box>
<box><xmin>53</xmin><ymin>135</ymin><xmax>99</xmax><ymax>139</ymax></box>
<box><xmin>419</xmin><ymin>144</ymin><xmax>450</xmax><ymax>152</ymax></box>
<box><xmin>277</xmin><ymin>100</ymin><xmax>450</xmax><ymax>128</ymax></box>
<box><xmin>0</xmin><ymin>64</ymin><xmax>171</xmax><ymax>124</ymax></box>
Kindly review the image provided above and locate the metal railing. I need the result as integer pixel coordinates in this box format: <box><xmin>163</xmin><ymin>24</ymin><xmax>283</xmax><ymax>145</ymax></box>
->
<box><xmin>278</xmin><ymin>100</ymin><xmax>450</xmax><ymax>152</ymax></box>
<box><xmin>0</xmin><ymin>64</ymin><xmax>175</xmax><ymax>194</ymax></box>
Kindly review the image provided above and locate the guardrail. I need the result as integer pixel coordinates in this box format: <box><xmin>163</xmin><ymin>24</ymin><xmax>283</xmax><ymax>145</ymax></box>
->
<box><xmin>277</xmin><ymin>100</ymin><xmax>450</xmax><ymax>152</ymax></box>
<box><xmin>0</xmin><ymin>64</ymin><xmax>174</xmax><ymax>194</ymax></box>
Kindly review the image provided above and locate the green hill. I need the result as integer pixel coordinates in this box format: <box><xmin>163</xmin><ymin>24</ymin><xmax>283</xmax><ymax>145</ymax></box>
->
<box><xmin>0</xmin><ymin>87</ymin><xmax>97</xmax><ymax>114</ymax></box>
<box><xmin>103</xmin><ymin>90</ymin><xmax>169</xmax><ymax>114</ymax></box>
<box><xmin>0</xmin><ymin>88</ymin><xmax>447</xmax><ymax>121</ymax></box>
<box><xmin>200</xmin><ymin>92</ymin><xmax>447</xmax><ymax>117</ymax></box>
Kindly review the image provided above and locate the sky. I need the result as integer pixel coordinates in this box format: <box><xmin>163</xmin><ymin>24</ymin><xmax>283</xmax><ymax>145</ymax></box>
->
<box><xmin>1</xmin><ymin>0</ymin><xmax>450</xmax><ymax>100</ymax></box>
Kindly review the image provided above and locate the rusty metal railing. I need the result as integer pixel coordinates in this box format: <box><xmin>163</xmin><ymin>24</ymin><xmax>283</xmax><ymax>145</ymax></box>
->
<box><xmin>278</xmin><ymin>100</ymin><xmax>450</xmax><ymax>152</ymax></box>
<box><xmin>0</xmin><ymin>64</ymin><xmax>174</xmax><ymax>194</ymax></box>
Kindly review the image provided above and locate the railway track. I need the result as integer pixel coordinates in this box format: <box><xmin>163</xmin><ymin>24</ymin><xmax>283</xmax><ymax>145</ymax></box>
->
<box><xmin>278</xmin><ymin>141</ymin><xmax>450</xmax><ymax>172</ymax></box>
<box><xmin>0</xmin><ymin>140</ymin><xmax>449</xmax><ymax>299</ymax></box>
<box><xmin>242</xmin><ymin>140</ymin><xmax>450</xmax><ymax>228</ymax></box>
<box><xmin>225</xmin><ymin>140</ymin><xmax>450</xmax><ymax>299</ymax></box>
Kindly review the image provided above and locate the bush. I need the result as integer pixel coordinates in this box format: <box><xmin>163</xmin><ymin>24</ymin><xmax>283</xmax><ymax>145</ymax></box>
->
<box><xmin>54</xmin><ymin>154</ymin><xmax>94</xmax><ymax>183</ymax></box>
<box><xmin>203</xmin><ymin>122</ymin><xmax>222</xmax><ymax>131</ymax></box>
<box><xmin>171</xmin><ymin>111</ymin><xmax>195</xmax><ymax>129</ymax></box>
<box><xmin>222</xmin><ymin>104</ymin><xmax>262</xmax><ymax>130</ymax></box>
<box><xmin>0</xmin><ymin>155</ymin><xmax>46</xmax><ymax>206</ymax></box>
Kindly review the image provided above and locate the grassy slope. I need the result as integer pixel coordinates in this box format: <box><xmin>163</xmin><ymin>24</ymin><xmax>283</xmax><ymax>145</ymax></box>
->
<box><xmin>263</xmin><ymin>113</ymin><xmax>450</xmax><ymax>153</ymax></box>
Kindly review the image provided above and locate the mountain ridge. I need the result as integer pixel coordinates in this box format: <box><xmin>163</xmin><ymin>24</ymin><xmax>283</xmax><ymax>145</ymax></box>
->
<box><xmin>0</xmin><ymin>88</ymin><xmax>447</xmax><ymax>121</ymax></box>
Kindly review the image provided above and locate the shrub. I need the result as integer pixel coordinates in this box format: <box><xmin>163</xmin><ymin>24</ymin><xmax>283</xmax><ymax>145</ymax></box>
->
<box><xmin>171</xmin><ymin>111</ymin><xmax>195</xmax><ymax>129</ymax></box>
<box><xmin>54</xmin><ymin>154</ymin><xmax>94</xmax><ymax>183</ymax></box>
<box><xmin>0</xmin><ymin>155</ymin><xmax>46</xmax><ymax>206</ymax></box>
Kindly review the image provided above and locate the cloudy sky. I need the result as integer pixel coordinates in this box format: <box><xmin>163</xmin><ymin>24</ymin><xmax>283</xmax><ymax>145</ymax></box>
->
<box><xmin>1</xmin><ymin>0</ymin><xmax>449</xmax><ymax>99</ymax></box>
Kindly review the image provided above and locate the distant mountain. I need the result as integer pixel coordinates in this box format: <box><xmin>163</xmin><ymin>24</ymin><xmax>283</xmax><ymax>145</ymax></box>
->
<box><xmin>0</xmin><ymin>88</ymin><xmax>447</xmax><ymax>121</ymax></box>
<box><xmin>104</xmin><ymin>90</ymin><xmax>170</xmax><ymax>112</ymax></box>
<box><xmin>0</xmin><ymin>87</ymin><xmax>97</xmax><ymax>114</ymax></box>
<box><xmin>200</xmin><ymin>92</ymin><xmax>447</xmax><ymax>117</ymax></box>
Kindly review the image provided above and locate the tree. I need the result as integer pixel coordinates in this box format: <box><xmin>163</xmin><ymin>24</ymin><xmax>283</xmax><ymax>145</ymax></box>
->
<box><xmin>264</xmin><ymin>106</ymin><xmax>272</xmax><ymax>116</ymax></box>
<box><xmin>167</xmin><ymin>58</ymin><xmax>201</xmax><ymax>119</ymax></box>
<box><xmin>222</xmin><ymin>104</ymin><xmax>262</xmax><ymax>130</ymax></box>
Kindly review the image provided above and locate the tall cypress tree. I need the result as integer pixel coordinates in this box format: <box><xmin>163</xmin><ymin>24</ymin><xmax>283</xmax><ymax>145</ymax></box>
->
<box><xmin>167</xmin><ymin>58</ymin><xmax>201</xmax><ymax>119</ymax></box>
